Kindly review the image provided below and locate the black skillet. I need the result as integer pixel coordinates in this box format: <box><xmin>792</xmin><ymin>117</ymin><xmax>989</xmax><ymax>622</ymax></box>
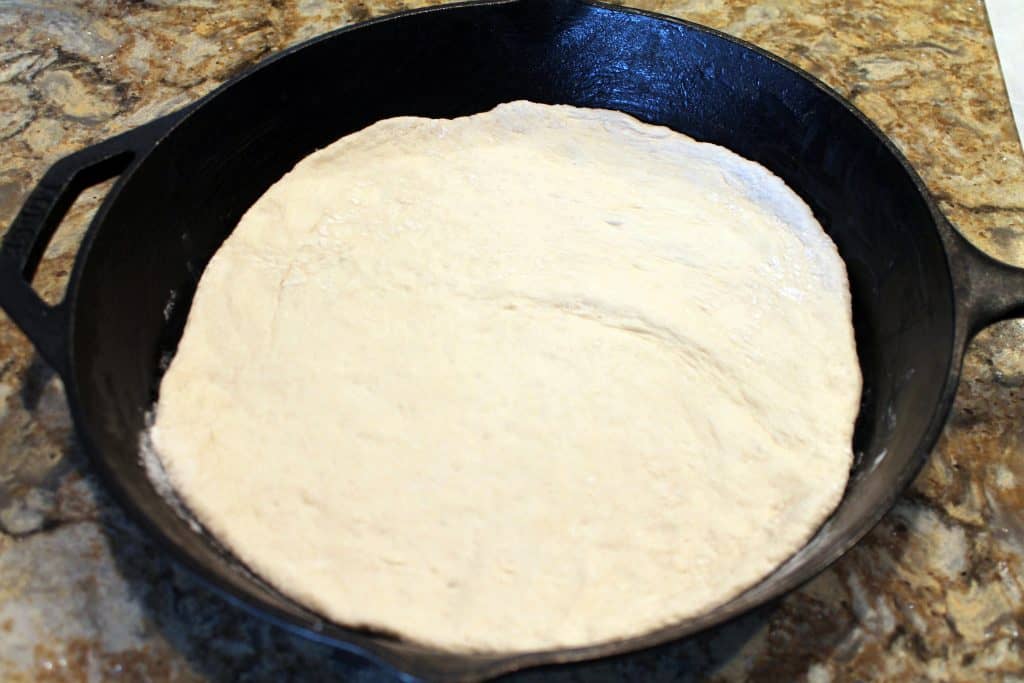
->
<box><xmin>2</xmin><ymin>0</ymin><xmax>1023</xmax><ymax>680</ymax></box>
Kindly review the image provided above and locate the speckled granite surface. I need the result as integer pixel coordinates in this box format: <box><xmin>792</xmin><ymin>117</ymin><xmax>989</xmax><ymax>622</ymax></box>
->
<box><xmin>1</xmin><ymin>1</ymin><xmax>1023</xmax><ymax>681</ymax></box>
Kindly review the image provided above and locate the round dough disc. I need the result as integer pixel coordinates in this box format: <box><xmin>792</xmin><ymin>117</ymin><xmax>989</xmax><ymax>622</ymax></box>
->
<box><xmin>152</xmin><ymin>101</ymin><xmax>861</xmax><ymax>653</ymax></box>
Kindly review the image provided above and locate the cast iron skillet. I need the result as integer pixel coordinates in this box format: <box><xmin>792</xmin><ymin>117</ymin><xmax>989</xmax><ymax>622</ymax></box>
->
<box><xmin>2</xmin><ymin>0</ymin><xmax>1024</xmax><ymax>679</ymax></box>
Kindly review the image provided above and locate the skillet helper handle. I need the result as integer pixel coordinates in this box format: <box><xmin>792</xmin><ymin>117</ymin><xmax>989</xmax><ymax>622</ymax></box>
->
<box><xmin>0</xmin><ymin>115</ymin><xmax>174</xmax><ymax>376</ymax></box>
<box><xmin>947</xmin><ymin>218</ymin><xmax>1024</xmax><ymax>336</ymax></box>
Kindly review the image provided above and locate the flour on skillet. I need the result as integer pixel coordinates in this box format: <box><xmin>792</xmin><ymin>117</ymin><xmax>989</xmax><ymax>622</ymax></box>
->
<box><xmin>139</xmin><ymin>419</ymin><xmax>202</xmax><ymax>535</ymax></box>
<box><xmin>148</xmin><ymin>101</ymin><xmax>861</xmax><ymax>653</ymax></box>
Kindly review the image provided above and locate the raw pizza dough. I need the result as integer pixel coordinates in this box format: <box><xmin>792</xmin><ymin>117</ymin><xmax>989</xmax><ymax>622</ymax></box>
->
<box><xmin>151</xmin><ymin>101</ymin><xmax>861</xmax><ymax>653</ymax></box>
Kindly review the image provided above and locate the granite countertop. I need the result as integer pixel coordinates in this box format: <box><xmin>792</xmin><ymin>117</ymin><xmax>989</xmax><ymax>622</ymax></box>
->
<box><xmin>1</xmin><ymin>0</ymin><xmax>1022</xmax><ymax>681</ymax></box>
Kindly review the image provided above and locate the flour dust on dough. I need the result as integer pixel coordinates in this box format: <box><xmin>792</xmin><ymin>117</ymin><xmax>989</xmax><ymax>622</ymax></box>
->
<box><xmin>151</xmin><ymin>101</ymin><xmax>861</xmax><ymax>653</ymax></box>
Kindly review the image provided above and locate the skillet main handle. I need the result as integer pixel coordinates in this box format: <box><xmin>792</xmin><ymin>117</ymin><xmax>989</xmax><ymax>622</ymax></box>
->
<box><xmin>0</xmin><ymin>113</ymin><xmax>179</xmax><ymax>376</ymax></box>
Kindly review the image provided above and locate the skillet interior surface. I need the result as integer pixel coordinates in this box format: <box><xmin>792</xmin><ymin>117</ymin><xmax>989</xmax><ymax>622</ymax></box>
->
<box><xmin>64</xmin><ymin>0</ymin><xmax>955</xmax><ymax>678</ymax></box>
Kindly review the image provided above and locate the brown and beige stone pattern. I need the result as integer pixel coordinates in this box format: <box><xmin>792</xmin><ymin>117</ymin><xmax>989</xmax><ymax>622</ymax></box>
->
<box><xmin>1</xmin><ymin>0</ymin><xmax>1022</xmax><ymax>680</ymax></box>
